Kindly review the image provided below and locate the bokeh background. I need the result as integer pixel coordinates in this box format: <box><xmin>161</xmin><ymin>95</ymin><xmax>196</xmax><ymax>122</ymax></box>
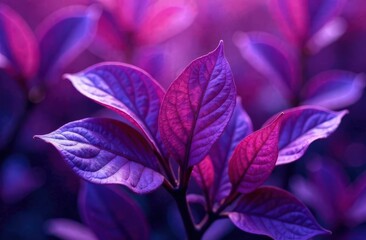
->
<box><xmin>1</xmin><ymin>0</ymin><xmax>366</xmax><ymax>239</ymax></box>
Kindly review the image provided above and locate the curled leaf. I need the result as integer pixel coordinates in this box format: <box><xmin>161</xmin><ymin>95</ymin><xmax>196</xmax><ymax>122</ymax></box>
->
<box><xmin>274</xmin><ymin>106</ymin><xmax>347</xmax><ymax>165</ymax></box>
<box><xmin>35</xmin><ymin>118</ymin><xmax>163</xmax><ymax>193</ymax></box>
<box><xmin>64</xmin><ymin>63</ymin><xmax>165</xmax><ymax>153</ymax></box>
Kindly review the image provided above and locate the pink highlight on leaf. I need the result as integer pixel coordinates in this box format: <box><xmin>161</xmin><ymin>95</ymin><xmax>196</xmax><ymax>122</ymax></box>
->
<box><xmin>192</xmin><ymin>156</ymin><xmax>214</xmax><ymax>198</ymax></box>
<box><xmin>64</xmin><ymin>62</ymin><xmax>165</xmax><ymax>154</ymax></box>
<box><xmin>229</xmin><ymin>186</ymin><xmax>330</xmax><ymax>239</ymax></box>
<box><xmin>159</xmin><ymin>41</ymin><xmax>236</xmax><ymax>167</ymax></box>
<box><xmin>228</xmin><ymin>114</ymin><xmax>283</xmax><ymax>194</ymax></box>
<box><xmin>35</xmin><ymin>118</ymin><xmax>164</xmax><ymax>194</ymax></box>
<box><xmin>0</xmin><ymin>4</ymin><xmax>39</xmax><ymax>80</ymax></box>
<box><xmin>302</xmin><ymin>70</ymin><xmax>365</xmax><ymax>109</ymax></box>
<box><xmin>273</xmin><ymin>106</ymin><xmax>348</xmax><ymax>165</ymax></box>
<box><xmin>79</xmin><ymin>183</ymin><xmax>149</xmax><ymax>240</ymax></box>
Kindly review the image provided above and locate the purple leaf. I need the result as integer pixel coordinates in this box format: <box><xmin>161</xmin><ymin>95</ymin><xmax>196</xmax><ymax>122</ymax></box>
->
<box><xmin>159</xmin><ymin>41</ymin><xmax>236</xmax><ymax>167</ymax></box>
<box><xmin>229</xmin><ymin>186</ymin><xmax>329</xmax><ymax>240</ymax></box>
<box><xmin>234</xmin><ymin>32</ymin><xmax>297</xmax><ymax>97</ymax></box>
<box><xmin>210</xmin><ymin>98</ymin><xmax>253</xmax><ymax>203</ymax></box>
<box><xmin>46</xmin><ymin>218</ymin><xmax>97</xmax><ymax>240</ymax></box>
<box><xmin>0</xmin><ymin>4</ymin><xmax>38</xmax><ymax>80</ymax></box>
<box><xmin>302</xmin><ymin>70</ymin><xmax>365</xmax><ymax>109</ymax></box>
<box><xmin>35</xmin><ymin>118</ymin><xmax>164</xmax><ymax>193</ymax></box>
<box><xmin>228</xmin><ymin>114</ymin><xmax>282</xmax><ymax>194</ymax></box>
<box><xmin>274</xmin><ymin>106</ymin><xmax>347</xmax><ymax>165</ymax></box>
<box><xmin>79</xmin><ymin>183</ymin><xmax>149</xmax><ymax>240</ymax></box>
<box><xmin>271</xmin><ymin>0</ymin><xmax>346</xmax><ymax>44</ymax></box>
<box><xmin>64</xmin><ymin>63</ymin><xmax>165</xmax><ymax>153</ymax></box>
<box><xmin>36</xmin><ymin>5</ymin><xmax>100</xmax><ymax>82</ymax></box>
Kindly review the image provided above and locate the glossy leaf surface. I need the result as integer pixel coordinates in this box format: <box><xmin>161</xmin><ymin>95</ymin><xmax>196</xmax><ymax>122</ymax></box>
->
<box><xmin>159</xmin><ymin>41</ymin><xmax>236</xmax><ymax>167</ymax></box>
<box><xmin>229</xmin><ymin>186</ymin><xmax>329</xmax><ymax>240</ymax></box>
<box><xmin>79</xmin><ymin>183</ymin><xmax>149</xmax><ymax>240</ymax></box>
<box><xmin>229</xmin><ymin>114</ymin><xmax>282</xmax><ymax>194</ymax></box>
<box><xmin>275</xmin><ymin>106</ymin><xmax>347</xmax><ymax>164</ymax></box>
<box><xmin>36</xmin><ymin>118</ymin><xmax>163</xmax><ymax>193</ymax></box>
<box><xmin>65</xmin><ymin>63</ymin><xmax>165</xmax><ymax>152</ymax></box>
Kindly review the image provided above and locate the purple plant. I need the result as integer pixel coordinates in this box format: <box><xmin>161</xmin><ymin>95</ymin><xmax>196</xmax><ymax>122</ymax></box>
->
<box><xmin>36</xmin><ymin>42</ymin><xmax>346</xmax><ymax>239</ymax></box>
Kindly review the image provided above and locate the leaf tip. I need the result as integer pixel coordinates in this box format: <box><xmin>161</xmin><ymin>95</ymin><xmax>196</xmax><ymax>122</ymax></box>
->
<box><xmin>215</xmin><ymin>40</ymin><xmax>224</xmax><ymax>55</ymax></box>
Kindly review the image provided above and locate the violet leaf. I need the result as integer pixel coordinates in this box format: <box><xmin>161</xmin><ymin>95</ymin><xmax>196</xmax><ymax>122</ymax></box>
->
<box><xmin>79</xmin><ymin>183</ymin><xmax>149</xmax><ymax>240</ymax></box>
<box><xmin>35</xmin><ymin>118</ymin><xmax>164</xmax><ymax>193</ymax></box>
<box><xmin>274</xmin><ymin>106</ymin><xmax>347</xmax><ymax>165</ymax></box>
<box><xmin>271</xmin><ymin>0</ymin><xmax>346</xmax><ymax>44</ymax></box>
<box><xmin>0</xmin><ymin>4</ymin><xmax>38</xmax><ymax>80</ymax></box>
<box><xmin>64</xmin><ymin>63</ymin><xmax>165</xmax><ymax>153</ymax></box>
<box><xmin>234</xmin><ymin>32</ymin><xmax>297</xmax><ymax>97</ymax></box>
<box><xmin>302</xmin><ymin>70</ymin><xmax>365</xmax><ymax>109</ymax></box>
<box><xmin>229</xmin><ymin>186</ymin><xmax>330</xmax><ymax>240</ymax></box>
<box><xmin>228</xmin><ymin>114</ymin><xmax>282</xmax><ymax>194</ymax></box>
<box><xmin>209</xmin><ymin>98</ymin><xmax>253</xmax><ymax>204</ymax></box>
<box><xmin>159</xmin><ymin>41</ymin><xmax>236</xmax><ymax>167</ymax></box>
<box><xmin>36</xmin><ymin>5</ymin><xmax>99</xmax><ymax>82</ymax></box>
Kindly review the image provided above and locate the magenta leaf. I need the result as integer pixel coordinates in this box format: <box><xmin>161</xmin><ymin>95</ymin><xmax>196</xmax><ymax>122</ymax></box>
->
<box><xmin>229</xmin><ymin>186</ymin><xmax>329</xmax><ymax>240</ymax></box>
<box><xmin>274</xmin><ymin>106</ymin><xmax>347</xmax><ymax>165</ymax></box>
<box><xmin>159</xmin><ymin>41</ymin><xmax>236</xmax><ymax>167</ymax></box>
<box><xmin>271</xmin><ymin>0</ymin><xmax>346</xmax><ymax>44</ymax></box>
<box><xmin>64</xmin><ymin>63</ymin><xmax>165</xmax><ymax>153</ymax></box>
<box><xmin>192</xmin><ymin>156</ymin><xmax>214</xmax><ymax>200</ymax></box>
<box><xmin>36</xmin><ymin>5</ymin><xmax>99</xmax><ymax>82</ymax></box>
<box><xmin>35</xmin><ymin>118</ymin><xmax>164</xmax><ymax>193</ymax></box>
<box><xmin>0</xmin><ymin>4</ymin><xmax>38</xmax><ymax>80</ymax></box>
<box><xmin>302</xmin><ymin>70</ymin><xmax>365</xmax><ymax>109</ymax></box>
<box><xmin>203</xmin><ymin>98</ymin><xmax>253</xmax><ymax>204</ymax></box>
<box><xmin>228</xmin><ymin>114</ymin><xmax>282</xmax><ymax>194</ymax></box>
<box><xmin>79</xmin><ymin>183</ymin><xmax>149</xmax><ymax>240</ymax></box>
<box><xmin>234</xmin><ymin>32</ymin><xmax>297</xmax><ymax>97</ymax></box>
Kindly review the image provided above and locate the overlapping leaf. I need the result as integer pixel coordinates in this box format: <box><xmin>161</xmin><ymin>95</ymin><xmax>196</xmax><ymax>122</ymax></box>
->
<box><xmin>0</xmin><ymin>4</ymin><xmax>38</xmax><ymax>79</ymax></box>
<box><xmin>229</xmin><ymin>186</ymin><xmax>329</xmax><ymax>240</ymax></box>
<box><xmin>193</xmin><ymin>98</ymin><xmax>253</xmax><ymax>204</ymax></box>
<box><xmin>228</xmin><ymin>114</ymin><xmax>282</xmax><ymax>194</ymax></box>
<box><xmin>273</xmin><ymin>106</ymin><xmax>347</xmax><ymax>164</ymax></box>
<box><xmin>35</xmin><ymin>118</ymin><xmax>163</xmax><ymax>193</ymax></box>
<box><xmin>79</xmin><ymin>183</ymin><xmax>149</xmax><ymax>240</ymax></box>
<box><xmin>159</xmin><ymin>41</ymin><xmax>236</xmax><ymax>167</ymax></box>
<box><xmin>64</xmin><ymin>63</ymin><xmax>165</xmax><ymax>152</ymax></box>
<box><xmin>302</xmin><ymin>70</ymin><xmax>365</xmax><ymax>109</ymax></box>
<box><xmin>37</xmin><ymin>5</ymin><xmax>99</xmax><ymax>82</ymax></box>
